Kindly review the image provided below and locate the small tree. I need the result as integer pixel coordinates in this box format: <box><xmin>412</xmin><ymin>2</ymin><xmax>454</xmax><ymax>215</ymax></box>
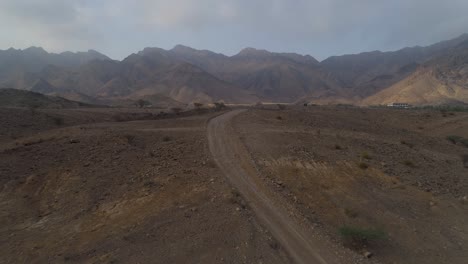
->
<box><xmin>194</xmin><ymin>102</ymin><xmax>203</xmax><ymax>110</ymax></box>
<box><xmin>214</xmin><ymin>102</ymin><xmax>226</xmax><ymax>111</ymax></box>
<box><xmin>136</xmin><ymin>99</ymin><xmax>147</xmax><ymax>108</ymax></box>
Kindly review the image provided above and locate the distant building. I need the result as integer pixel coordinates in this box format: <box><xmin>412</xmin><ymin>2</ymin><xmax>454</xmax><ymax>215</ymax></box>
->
<box><xmin>387</xmin><ymin>102</ymin><xmax>411</xmax><ymax>109</ymax></box>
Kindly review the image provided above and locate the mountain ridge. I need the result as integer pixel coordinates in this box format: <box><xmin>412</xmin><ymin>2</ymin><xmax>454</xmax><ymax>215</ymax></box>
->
<box><xmin>0</xmin><ymin>33</ymin><xmax>467</xmax><ymax>106</ymax></box>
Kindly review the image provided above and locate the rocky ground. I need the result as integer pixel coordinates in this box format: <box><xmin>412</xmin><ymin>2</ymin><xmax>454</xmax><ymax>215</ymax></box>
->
<box><xmin>2</xmin><ymin>105</ymin><xmax>468</xmax><ymax>264</ymax></box>
<box><xmin>234</xmin><ymin>105</ymin><xmax>468</xmax><ymax>264</ymax></box>
<box><xmin>0</xmin><ymin>108</ymin><xmax>288</xmax><ymax>264</ymax></box>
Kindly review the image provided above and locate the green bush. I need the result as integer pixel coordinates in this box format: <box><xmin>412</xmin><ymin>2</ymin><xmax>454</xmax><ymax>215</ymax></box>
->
<box><xmin>339</xmin><ymin>226</ymin><xmax>387</xmax><ymax>248</ymax></box>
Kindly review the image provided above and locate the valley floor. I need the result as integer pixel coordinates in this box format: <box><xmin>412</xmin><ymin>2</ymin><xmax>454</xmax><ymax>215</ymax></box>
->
<box><xmin>1</xmin><ymin>105</ymin><xmax>468</xmax><ymax>263</ymax></box>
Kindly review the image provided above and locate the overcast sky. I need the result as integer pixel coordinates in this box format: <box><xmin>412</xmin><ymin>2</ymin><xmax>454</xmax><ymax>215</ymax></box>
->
<box><xmin>0</xmin><ymin>0</ymin><xmax>467</xmax><ymax>61</ymax></box>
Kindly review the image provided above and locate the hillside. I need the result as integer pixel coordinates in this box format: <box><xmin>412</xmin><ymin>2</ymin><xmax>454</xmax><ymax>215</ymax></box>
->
<box><xmin>363</xmin><ymin>39</ymin><xmax>468</xmax><ymax>105</ymax></box>
<box><xmin>0</xmin><ymin>47</ymin><xmax>110</xmax><ymax>90</ymax></box>
<box><xmin>0</xmin><ymin>88</ymin><xmax>93</xmax><ymax>108</ymax></box>
<box><xmin>0</xmin><ymin>34</ymin><xmax>467</xmax><ymax>105</ymax></box>
<box><xmin>321</xmin><ymin>33</ymin><xmax>468</xmax><ymax>97</ymax></box>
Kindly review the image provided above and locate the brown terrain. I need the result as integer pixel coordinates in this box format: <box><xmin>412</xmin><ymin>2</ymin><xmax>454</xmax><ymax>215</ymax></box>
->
<box><xmin>1</xmin><ymin>103</ymin><xmax>468</xmax><ymax>263</ymax></box>
<box><xmin>1</xmin><ymin>33</ymin><xmax>467</xmax><ymax>106</ymax></box>
<box><xmin>234</xmin><ymin>105</ymin><xmax>468</xmax><ymax>264</ymax></box>
<box><xmin>1</xmin><ymin>32</ymin><xmax>468</xmax><ymax>264</ymax></box>
<box><xmin>0</xmin><ymin>107</ymin><xmax>290</xmax><ymax>264</ymax></box>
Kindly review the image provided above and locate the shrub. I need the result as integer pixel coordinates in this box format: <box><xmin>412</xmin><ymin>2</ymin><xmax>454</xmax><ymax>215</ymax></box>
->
<box><xmin>52</xmin><ymin>116</ymin><xmax>64</xmax><ymax>126</ymax></box>
<box><xmin>361</xmin><ymin>152</ymin><xmax>371</xmax><ymax>160</ymax></box>
<box><xmin>339</xmin><ymin>226</ymin><xmax>387</xmax><ymax>248</ymax></box>
<box><xmin>400</xmin><ymin>140</ymin><xmax>414</xmax><ymax>148</ymax></box>
<box><xmin>344</xmin><ymin>208</ymin><xmax>359</xmax><ymax>218</ymax></box>
<box><xmin>463</xmin><ymin>155</ymin><xmax>468</xmax><ymax>168</ymax></box>
<box><xmin>402</xmin><ymin>160</ymin><xmax>415</xmax><ymax>167</ymax></box>
<box><xmin>334</xmin><ymin>144</ymin><xmax>342</xmax><ymax>150</ymax></box>
<box><xmin>162</xmin><ymin>136</ymin><xmax>171</xmax><ymax>142</ymax></box>
<box><xmin>136</xmin><ymin>99</ymin><xmax>147</xmax><ymax>108</ymax></box>
<box><xmin>446</xmin><ymin>135</ymin><xmax>468</xmax><ymax>148</ymax></box>
<box><xmin>124</xmin><ymin>134</ymin><xmax>135</xmax><ymax>144</ymax></box>
<box><xmin>214</xmin><ymin>102</ymin><xmax>226</xmax><ymax>111</ymax></box>
<box><xmin>358</xmin><ymin>162</ymin><xmax>369</xmax><ymax>169</ymax></box>
<box><xmin>276</xmin><ymin>116</ymin><xmax>283</xmax><ymax>120</ymax></box>
<box><xmin>193</xmin><ymin>102</ymin><xmax>203</xmax><ymax>110</ymax></box>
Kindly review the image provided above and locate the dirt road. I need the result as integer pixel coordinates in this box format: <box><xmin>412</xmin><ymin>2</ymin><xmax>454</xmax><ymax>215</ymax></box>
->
<box><xmin>207</xmin><ymin>109</ymin><xmax>343</xmax><ymax>264</ymax></box>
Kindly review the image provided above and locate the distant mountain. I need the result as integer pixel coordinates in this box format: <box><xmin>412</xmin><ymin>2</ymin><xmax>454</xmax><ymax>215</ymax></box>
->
<box><xmin>168</xmin><ymin>46</ymin><xmax>334</xmax><ymax>102</ymax></box>
<box><xmin>320</xmin><ymin>33</ymin><xmax>468</xmax><ymax>98</ymax></box>
<box><xmin>363</xmin><ymin>38</ymin><xmax>468</xmax><ymax>106</ymax></box>
<box><xmin>0</xmin><ymin>34</ymin><xmax>467</xmax><ymax>106</ymax></box>
<box><xmin>0</xmin><ymin>88</ymin><xmax>95</xmax><ymax>108</ymax></box>
<box><xmin>0</xmin><ymin>47</ymin><xmax>110</xmax><ymax>90</ymax></box>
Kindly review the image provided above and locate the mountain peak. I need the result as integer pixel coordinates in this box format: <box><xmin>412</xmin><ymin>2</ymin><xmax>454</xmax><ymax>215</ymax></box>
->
<box><xmin>236</xmin><ymin>47</ymin><xmax>271</xmax><ymax>57</ymax></box>
<box><xmin>171</xmin><ymin>44</ymin><xmax>196</xmax><ymax>53</ymax></box>
<box><xmin>24</xmin><ymin>46</ymin><xmax>48</xmax><ymax>55</ymax></box>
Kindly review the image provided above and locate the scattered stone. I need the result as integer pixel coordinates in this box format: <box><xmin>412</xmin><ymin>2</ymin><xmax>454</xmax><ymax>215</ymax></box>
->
<box><xmin>363</xmin><ymin>251</ymin><xmax>373</xmax><ymax>258</ymax></box>
<box><xmin>69</xmin><ymin>139</ymin><xmax>80</xmax><ymax>144</ymax></box>
<box><xmin>461</xmin><ymin>196</ymin><xmax>468</xmax><ymax>204</ymax></box>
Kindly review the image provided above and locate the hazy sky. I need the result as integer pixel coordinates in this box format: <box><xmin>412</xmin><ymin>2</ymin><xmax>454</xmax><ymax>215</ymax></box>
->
<box><xmin>0</xmin><ymin>0</ymin><xmax>467</xmax><ymax>60</ymax></box>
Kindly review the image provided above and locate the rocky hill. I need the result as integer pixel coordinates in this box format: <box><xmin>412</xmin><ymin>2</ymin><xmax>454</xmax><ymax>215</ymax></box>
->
<box><xmin>0</xmin><ymin>34</ymin><xmax>467</xmax><ymax>106</ymax></box>
<box><xmin>363</xmin><ymin>38</ymin><xmax>468</xmax><ymax>105</ymax></box>
<box><xmin>0</xmin><ymin>88</ymin><xmax>94</xmax><ymax>108</ymax></box>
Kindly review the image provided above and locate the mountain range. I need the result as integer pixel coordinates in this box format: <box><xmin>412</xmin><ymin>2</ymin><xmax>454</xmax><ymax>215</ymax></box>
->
<box><xmin>1</xmin><ymin>33</ymin><xmax>467</xmax><ymax>106</ymax></box>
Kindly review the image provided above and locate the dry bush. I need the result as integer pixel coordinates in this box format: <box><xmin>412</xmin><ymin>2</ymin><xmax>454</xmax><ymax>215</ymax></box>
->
<box><xmin>402</xmin><ymin>160</ymin><xmax>415</xmax><ymax>167</ymax></box>
<box><xmin>339</xmin><ymin>226</ymin><xmax>387</xmax><ymax>249</ymax></box>
<box><xmin>358</xmin><ymin>162</ymin><xmax>369</xmax><ymax>169</ymax></box>
<box><xmin>361</xmin><ymin>151</ymin><xmax>371</xmax><ymax>160</ymax></box>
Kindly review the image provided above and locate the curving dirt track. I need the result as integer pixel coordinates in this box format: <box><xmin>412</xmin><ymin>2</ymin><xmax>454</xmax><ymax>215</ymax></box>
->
<box><xmin>207</xmin><ymin>109</ymin><xmax>342</xmax><ymax>264</ymax></box>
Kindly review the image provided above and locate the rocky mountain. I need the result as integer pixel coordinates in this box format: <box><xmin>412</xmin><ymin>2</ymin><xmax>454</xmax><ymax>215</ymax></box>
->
<box><xmin>321</xmin><ymin>33</ymin><xmax>468</xmax><ymax>98</ymax></box>
<box><xmin>0</xmin><ymin>47</ymin><xmax>110</xmax><ymax>89</ymax></box>
<box><xmin>1</xmin><ymin>33</ymin><xmax>467</xmax><ymax>106</ymax></box>
<box><xmin>363</xmin><ymin>38</ymin><xmax>468</xmax><ymax>105</ymax></box>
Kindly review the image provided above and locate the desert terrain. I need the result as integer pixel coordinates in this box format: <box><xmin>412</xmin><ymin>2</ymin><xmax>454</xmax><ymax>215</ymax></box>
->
<box><xmin>1</xmin><ymin>104</ymin><xmax>467</xmax><ymax>263</ymax></box>
<box><xmin>0</xmin><ymin>107</ymin><xmax>290</xmax><ymax>263</ymax></box>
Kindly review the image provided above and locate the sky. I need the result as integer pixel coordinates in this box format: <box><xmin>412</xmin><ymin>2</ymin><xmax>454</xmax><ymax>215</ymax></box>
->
<box><xmin>0</xmin><ymin>0</ymin><xmax>467</xmax><ymax>61</ymax></box>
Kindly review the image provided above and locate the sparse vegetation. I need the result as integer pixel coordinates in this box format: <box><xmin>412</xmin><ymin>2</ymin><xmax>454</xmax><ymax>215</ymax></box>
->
<box><xmin>402</xmin><ymin>160</ymin><xmax>415</xmax><ymax>167</ymax></box>
<box><xmin>124</xmin><ymin>134</ymin><xmax>135</xmax><ymax>144</ymax></box>
<box><xmin>400</xmin><ymin>140</ymin><xmax>414</xmax><ymax>148</ymax></box>
<box><xmin>194</xmin><ymin>102</ymin><xmax>203</xmax><ymax>110</ymax></box>
<box><xmin>214</xmin><ymin>102</ymin><xmax>226</xmax><ymax>111</ymax></box>
<box><xmin>136</xmin><ymin>99</ymin><xmax>147</xmax><ymax>108</ymax></box>
<box><xmin>339</xmin><ymin>226</ymin><xmax>387</xmax><ymax>249</ymax></box>
<box><xmin>361</xmin><ymin>151</ymin><xmax>371</xmax><ymax>160</ymax></box>
<box><xmin>52</xmin><ymin>116</ymin><xmax>64</xmax><ymax>126</ymax></box>
<box><xmin>358</xmin><ymin>162</ymin><xmax>369</xmax><ymax>169</ymax></box>
<box><xmin>344</xmin><ymin>208</ymin><xmax>359</xmax><ymax>218</ymax></box>
<box><xmin>446</xmin><ymin>135</ymin><xmax>468</xmax><ymax>147</ymax></box>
